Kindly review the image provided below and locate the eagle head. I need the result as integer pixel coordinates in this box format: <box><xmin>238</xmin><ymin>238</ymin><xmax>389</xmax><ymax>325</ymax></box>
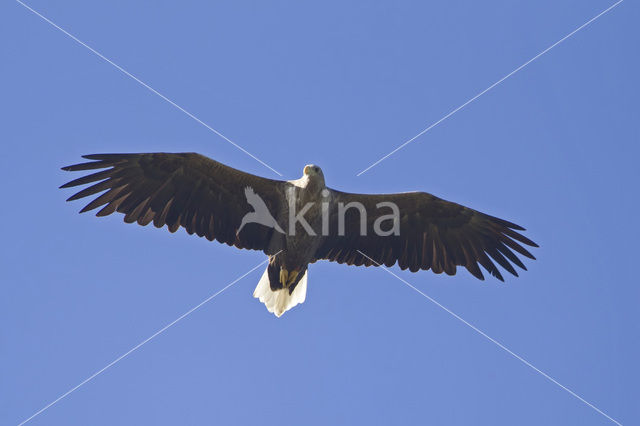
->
<box><xmin>303</xmin><ymin>164</ymin><xmax>325</xmax><ymax>188</ymax></box>
<box><xmin>303</xmin><ymin>164</ymin><xmax>323</xmax><ymax>177</ymax></box>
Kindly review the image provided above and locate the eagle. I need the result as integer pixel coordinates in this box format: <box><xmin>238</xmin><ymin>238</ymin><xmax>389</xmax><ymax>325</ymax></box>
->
<box><xmin>61</xmin><ymin>153</ymin><xmax>537</xmax><ymax>317</ymax></box>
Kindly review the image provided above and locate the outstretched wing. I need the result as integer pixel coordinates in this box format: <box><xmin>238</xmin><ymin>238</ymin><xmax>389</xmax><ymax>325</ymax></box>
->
<box><xmin>314</xmin><ymin>190</ymin><xmax>537</xmax><ymax>281</ymax></box>
<box><xmin>61</xmin><ymin>153</ymin><xmax>287</xmax><ymax>252</ymax></box>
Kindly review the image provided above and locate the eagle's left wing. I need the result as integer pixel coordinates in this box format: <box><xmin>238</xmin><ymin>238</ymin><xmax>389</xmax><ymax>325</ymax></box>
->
<box><xmin>314</xmin><ymin>189</ymin><xmax>537</xmax><ymax>281</ymax></box>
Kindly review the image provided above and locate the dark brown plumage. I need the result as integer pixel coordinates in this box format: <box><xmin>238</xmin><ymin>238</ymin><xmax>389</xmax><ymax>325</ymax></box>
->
<box><xmin>61</xmin><ymin>152</ymin><xmax>537</xmax><ymax>316</ymax></box>
<box><xmin>314</xmin><ymin>191</ymin><xmax>537</xmax><ymax>281</ymax></box>
<box><xmin>61</xmin><ymin>153</ymin><xmax>286</xmax><ymax>251</ymax></box>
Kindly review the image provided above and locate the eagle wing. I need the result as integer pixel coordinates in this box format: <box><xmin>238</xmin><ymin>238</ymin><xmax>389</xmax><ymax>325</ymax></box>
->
<box><xmin>61</xmin><ymin>153</ymin><xmax>287</xmax><ymax>252</ymax></box>
<box><xmin>314</xmin><ymin>190</ymin><xmax>537</xmax><ymax>281</ymax></box>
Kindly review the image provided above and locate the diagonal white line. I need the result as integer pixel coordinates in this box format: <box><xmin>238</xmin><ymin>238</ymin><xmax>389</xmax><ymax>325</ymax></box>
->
<box><xmin>17</xmin><ymin>256</ymin><xmax>270</xmax><ymax>426</ymax></box>
<box><xmin>356</xmin><ymin>0</ymin><xmax>624</xmax><ymax>176</ymax></box>
<box><xmin>356</xmin><ymin>250</ymin><xmax>623</xmax><ymax>426</ymax></box>
<box><xmin>15</xmin><ymin>0</ymin><xmax>283</xmax><ymax>177</ymax></box>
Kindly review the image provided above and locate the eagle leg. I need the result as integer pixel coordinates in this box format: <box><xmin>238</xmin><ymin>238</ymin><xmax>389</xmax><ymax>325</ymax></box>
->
<box><xmin>287</xmin><ymin>269</ymin><xmax>299</xmax><ymax>286</ymax></box>
<box><xmin>279</xmin><ymin>268</ymin><xmax>289</xmax><ymax>286</ymax></box>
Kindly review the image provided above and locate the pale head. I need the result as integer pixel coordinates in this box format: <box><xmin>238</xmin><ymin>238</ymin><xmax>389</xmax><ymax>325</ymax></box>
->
<box><xmin>303</xmin><ymin>164</ymin><xmax>325</xmax><ymax>186</ymax></box>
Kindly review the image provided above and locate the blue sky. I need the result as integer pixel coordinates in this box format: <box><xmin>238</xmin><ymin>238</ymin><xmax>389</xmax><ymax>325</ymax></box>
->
<box><xmin>2</xmin><ymin>1</ymin><xmax>638</xmax><ymax>425</ymax></box>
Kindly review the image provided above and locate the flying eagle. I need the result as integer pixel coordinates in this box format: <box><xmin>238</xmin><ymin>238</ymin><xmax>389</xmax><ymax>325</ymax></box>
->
<box><xmin>61</xmin><ymin>153</ymin><xmax>537</xmax><ymax>317</ymax></box>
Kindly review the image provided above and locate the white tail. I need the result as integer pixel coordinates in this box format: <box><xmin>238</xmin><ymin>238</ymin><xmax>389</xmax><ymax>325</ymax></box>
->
<box><xmin>253</xmin><ymin>267</ymin><xmax>308</xmax><ymax>317</ymax></box>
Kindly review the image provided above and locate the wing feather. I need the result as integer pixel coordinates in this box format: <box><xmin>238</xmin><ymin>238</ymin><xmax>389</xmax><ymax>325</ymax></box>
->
<box><xmin>61</xmin><ymin>152</ymin><xmax>287</xmax><ymax>252</ymax></box>
<box><xmin>315</xmin><ymin>189</ymin><xmax>537</xmax><ymax>281</ymax></box>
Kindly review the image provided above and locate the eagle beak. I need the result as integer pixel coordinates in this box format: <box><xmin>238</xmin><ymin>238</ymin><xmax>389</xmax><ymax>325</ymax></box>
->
<box><xmin>304</xmin><ymin>165</ymin><xmax>311</xmax><ymax>175</ymax></box>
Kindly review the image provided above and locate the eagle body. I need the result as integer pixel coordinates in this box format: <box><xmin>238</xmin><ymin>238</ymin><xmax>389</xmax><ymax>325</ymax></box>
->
<box><xmin>255</xmin><ymin>169</ymin><xmax>327</xmax><ymax>316</ymax></box>
<box><xmin>61</xmin><ymin>153</ymin><xmax>538</xmax><ymax>317</ymax></box>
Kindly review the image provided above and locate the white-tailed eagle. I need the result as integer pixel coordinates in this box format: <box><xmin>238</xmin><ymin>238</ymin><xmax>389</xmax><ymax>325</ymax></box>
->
<box><xmin>61</xmin><ymin>153</ymin><xmax>537</xmax><ymax>317</ymax></box>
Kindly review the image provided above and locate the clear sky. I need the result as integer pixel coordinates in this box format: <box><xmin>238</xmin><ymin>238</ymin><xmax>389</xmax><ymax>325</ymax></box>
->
<box><xmin>2</xmin><ymin>1</ymin><xmax>638</xmax><ymax>425</ymax></box>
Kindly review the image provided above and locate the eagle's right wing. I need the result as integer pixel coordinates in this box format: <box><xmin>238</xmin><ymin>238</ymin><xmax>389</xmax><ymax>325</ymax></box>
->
<box><xmin>61</xmin><ymin>153</ymin><xmax>287</xmax><ymax>252</ymax></box>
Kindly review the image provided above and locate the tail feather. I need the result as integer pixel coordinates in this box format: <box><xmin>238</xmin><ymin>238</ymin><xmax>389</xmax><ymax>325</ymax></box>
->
<box><xmin>253</xmin><ymin>267</ymin><xmax>308</xmax><ymax>317</ymax></box>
